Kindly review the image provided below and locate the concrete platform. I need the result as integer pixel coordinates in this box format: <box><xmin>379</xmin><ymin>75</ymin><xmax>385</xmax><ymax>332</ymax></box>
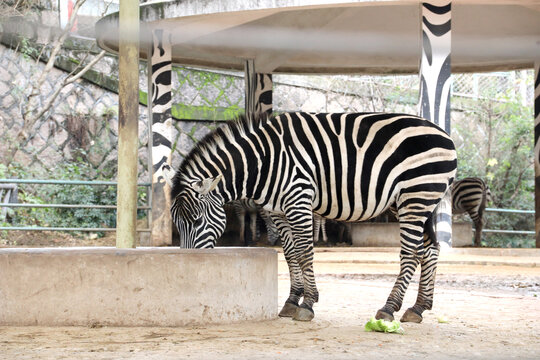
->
<box><xmin>309</xmin><ymin>247</ymin><xmax>540</xmax><ymax>267</ymax></box>
<box><xmin>0</xmin><ymin>247</ymin><xmax>277</xmax><ymax>326</ymax></box>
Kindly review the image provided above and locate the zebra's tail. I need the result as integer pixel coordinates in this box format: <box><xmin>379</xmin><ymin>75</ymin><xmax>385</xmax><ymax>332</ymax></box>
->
<box><xmin>478</xmin><ymin>184</ymin><xmax>489</xmax><ymax>225</ymax></box>
<box><xmin>424</xmin><ymin>210</ymin><xmax>438</xmax><ymax>246</ymax></box>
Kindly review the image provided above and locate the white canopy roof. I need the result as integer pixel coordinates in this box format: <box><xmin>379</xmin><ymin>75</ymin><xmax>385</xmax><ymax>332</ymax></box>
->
<box><xmin>95</xmin><ymin>0</ymin><xmax>540</xmax><ymax>74</ymax></box>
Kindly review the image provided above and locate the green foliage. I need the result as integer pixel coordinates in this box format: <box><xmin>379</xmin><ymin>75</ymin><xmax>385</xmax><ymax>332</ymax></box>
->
<box><xmin>451</xmin><ymin>85</ymin><xmax>534</xmax><ymax>248</ymax></box>
<box><xmin>1</xmin><ymin>159</ymin><xmax>147</xmax><ymax>238</ymax></box>
<box><xmin>41</xmin><ymin>162</ymin><xmax>117</xmax><ymax>236</ymax></box>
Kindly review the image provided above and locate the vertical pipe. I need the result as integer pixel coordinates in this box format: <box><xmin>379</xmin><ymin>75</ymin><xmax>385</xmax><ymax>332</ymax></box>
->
<box><xmin>149</xmin><ymin>29</ymin><xmax>173</xmax><ymax>246</ymax></box>
<box><xmin>116</xmin><ymin>0</ymin><xmax>140</xmax><ymax>248</ymax></box>
<box><xmin>418</xmin><ymin>1</ymin><xmax>453</xmax><ymax>248</ymax></box>
<box><xmin>419</xmin><ymin>1</ymin><xmax>452</xmax><ymax>133</ymax></box>
<box><xmin>244</xmin><ymin>59</ymin><xmax>273</xmax><ymax>117</ymax></box>
<box><xmin>144</xmin><ymin>37</ymin><xmax>153</xmax><ymax>247</ymax></box>
<box><xmin>534</xmin><ymin>62</ymin><xmax>540</xmax><ymax>248</ymax></box>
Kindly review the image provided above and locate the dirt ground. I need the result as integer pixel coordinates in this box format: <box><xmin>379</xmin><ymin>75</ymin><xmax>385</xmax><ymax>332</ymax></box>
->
<box><xmin>0</xmin><ymin>234</ymin><xmax>539</xmax><ymax>359</ymax></box>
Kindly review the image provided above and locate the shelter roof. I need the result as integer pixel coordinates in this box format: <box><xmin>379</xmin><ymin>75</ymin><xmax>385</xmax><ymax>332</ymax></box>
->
<box><xmin>95</xmin><ymin>0</ymin><xmax>540</xmax><ymax>74</ymax></box>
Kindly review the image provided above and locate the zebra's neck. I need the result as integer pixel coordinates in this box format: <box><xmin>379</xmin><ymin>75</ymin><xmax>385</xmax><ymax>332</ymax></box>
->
<box><xmin>178</xmin><ymin>114</ymin><xmax>274</xmax><ymax>205</ymax></box>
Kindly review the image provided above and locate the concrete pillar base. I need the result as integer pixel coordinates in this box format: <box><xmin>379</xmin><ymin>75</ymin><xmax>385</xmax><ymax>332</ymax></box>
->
<box><xmin>0</xmin><ymin>247</ymin><xmax>277</xmax><ymax>326</ymax></box>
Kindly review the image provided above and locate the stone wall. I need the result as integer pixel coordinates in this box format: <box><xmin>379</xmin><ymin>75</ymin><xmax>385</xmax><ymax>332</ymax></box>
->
<box><xmin>0</xmin><ymin>43</ymin><xmax>149</xmax><ymax>180</ymax></box>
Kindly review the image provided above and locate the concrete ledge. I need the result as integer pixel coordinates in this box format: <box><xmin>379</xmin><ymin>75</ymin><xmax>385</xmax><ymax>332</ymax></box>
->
<box><xmin>0</xmin><ymin>247</ymin><xmax>277</xmax><ymax>326</ymax></box>
<box><xmin>351</xmin><ymin>222</ymin><xmax>473</xmax><ymax>247</ymax></box>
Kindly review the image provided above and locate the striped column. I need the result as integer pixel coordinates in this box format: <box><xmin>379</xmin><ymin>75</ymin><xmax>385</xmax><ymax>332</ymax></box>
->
<box><xmin>418</xmin><ymin>1</ymin><xmax>453</xmax><ymax>247</ymax></box>
<box><xmin>147</xmin><ymin>29</ymin><xmax>173</xmax><ymax>246</ymax></box>
<box><xmin>245</xmin><ymin>59</ymin><xmax>273</xmax><ymax>117</ymax></box>
<box><xmin>534</xmin><ymin>62</ymin><xmax>540</xmax><ymax>248</ymax></box>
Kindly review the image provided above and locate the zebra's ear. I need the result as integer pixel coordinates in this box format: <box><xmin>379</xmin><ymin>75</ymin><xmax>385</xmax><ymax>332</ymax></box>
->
<box><xmin>192</xmin><ymin>175</ymin><xmax>222</xmax><ymax>195</ymax></box>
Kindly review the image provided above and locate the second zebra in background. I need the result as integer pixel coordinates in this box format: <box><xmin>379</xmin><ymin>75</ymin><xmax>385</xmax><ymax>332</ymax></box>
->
<box><xmin>452</xmin><ymin>177</ymin><xmax>492</xmax><ymax>247</ymax></box>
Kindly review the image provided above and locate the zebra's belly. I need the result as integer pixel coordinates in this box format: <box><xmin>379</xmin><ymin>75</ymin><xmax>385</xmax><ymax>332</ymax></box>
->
<box><xmin>313</xmin><ymin>199</ymin><xmax>395</xmax><ymax>223</ymax></box>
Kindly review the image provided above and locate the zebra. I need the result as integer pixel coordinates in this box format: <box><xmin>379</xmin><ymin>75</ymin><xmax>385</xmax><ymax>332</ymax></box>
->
<box><xmin>313</xmin><ymin>214</ymin><xmax>328</xmax><ymax>244</ymax></box>
<box><xmin>452</xmin><ymin>177</ymin><xmax>492</xmax><ymax>247</ymax></box>
<box><xmin>226</xmin><ymin>199</ymin><xmax>280</xmax><ymax>246</ymax></box>
<box><xmin>167</xmin><ymin>112</ymin><xmax>457</xmax><ymax>323</ymax></box>
<box><xmin>313</xmin><ymin>215</ymin><xmax>352</xmax><ymax>245</ymax></box>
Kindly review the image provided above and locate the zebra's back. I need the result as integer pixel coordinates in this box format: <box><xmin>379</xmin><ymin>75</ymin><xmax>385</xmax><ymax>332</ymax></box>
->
<box><xmin>270</xmin><ymin>112</ymin><xmax>456</xmax><ymax>222</ymax></box>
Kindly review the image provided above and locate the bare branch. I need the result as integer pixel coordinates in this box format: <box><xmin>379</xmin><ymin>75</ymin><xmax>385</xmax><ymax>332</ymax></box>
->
<box><xmin>30</xmin><ymin>50</ymin><xmax>107</xmax><ymax>122</ymax></box>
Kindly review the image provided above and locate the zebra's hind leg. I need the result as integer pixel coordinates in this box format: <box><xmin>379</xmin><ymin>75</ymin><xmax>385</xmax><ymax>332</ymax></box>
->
<box><xmin>401</xmin><ymin>234</ymin><xmax>440</xmax><ymax>323</ymax></box>
<box><xmin>473</xmin><ymin>220</ymin><xmax>483</xmax><ymax>247</ymax></box>
<box><xmin>271</xmin><ymin>214</ymin><xmax>304</xmax><ymax>318</ymax></box>
<box><xmin>376</xmin><ymin>218</ymin><xmax>423</xmax><ymax>321</ymax></box>
<box><xmin>289</xmin><ymin>207</ymin><xmax>318</xmax><ymax>322</ymax></box>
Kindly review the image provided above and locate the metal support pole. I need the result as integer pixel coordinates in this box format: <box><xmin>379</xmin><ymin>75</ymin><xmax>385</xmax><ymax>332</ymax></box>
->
<box><xmin>244</xmin><ymin>59</ymin><xmax>273</xmax><ymax>117</ymax></box>
<box><xmin>534</xmin><ymin>62</ymin><xmax>540</xmax><ymax>248</ymax></box>
<box><xmin>148</xmin><ymin>29</ymin><xmax>173</xmax><ymax>246</ymax></box>
<box><xmin>116</xmin><ymin>0</ymin><xmax>140</xmax><ymax>248</ymax></box>
<box><xmin>419</xmin><ymin>1</ymin><xmax>453</xmax><ymax>248</ymax></box>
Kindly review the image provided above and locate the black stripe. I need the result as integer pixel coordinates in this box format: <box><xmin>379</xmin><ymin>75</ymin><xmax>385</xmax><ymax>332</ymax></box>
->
<box><xmin>422</xmin><ymin>16</ymin><xmax>451</xmax><ymax>37</ymax></box>
<box><xmin>434</xmin><ymin>53</ymin><xmax>451</xmax><ymax>131</ymax></box>
<box><xmin>345</xmin><ymin>114</ymin><xmax>357</xmax><ymax>221</ymax></box>
<box><xmin>151</xmin><ymin>61</ymin><xmax>172</xmax><ymax>77</ymax></box>
<box><xmin>307</xmin><ymin>114</ymin><xmax>333</xmax><ymax>216</ymax></box>
<box><xmin>153</xmin><ymin>156</ymin><xmax>167</xmax><ymax>172</ymax></box>
<box><xmin>153</xmin><ymin>132</ymin><xmax>172</xmax><ymax>148</ymax></box>
<box><xmin>422</xmin><ymin>30</ymin><xmax>432</xmax><ymax>66</ymax></box>
<box><xmin>152</xmin><ymin>112</ymin><xmax>171</xmax><ymax>124</ymax></box>
<box><xmin>318</xmin><ymin>113</ymin><xmax>344</xmax><ymax>218</ymax></box>
<box><xmin>422</xmin><ymin>2</ymin><xmax>451</xmax><ymax>15</ymax></box>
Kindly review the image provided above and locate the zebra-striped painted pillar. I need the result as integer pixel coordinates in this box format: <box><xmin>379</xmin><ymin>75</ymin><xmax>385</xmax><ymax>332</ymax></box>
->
<box><xmin>418</xmin><ymin>1</ymin><xmax>453</xmax><ymax>247</ymax></box>
<box><xmin>534</xmin><ymin>62</ymin><xmax>540</xmax><ymax>248</ymax></box>
<box><xmin>244</xmin><ymin>59</ymin><xmax>273</xmax><ymax>117</ymax></box>
<box><xmin>147</xmin><ymin>29</ymin><xmax>173</xmax><ymax>246</ymax></box>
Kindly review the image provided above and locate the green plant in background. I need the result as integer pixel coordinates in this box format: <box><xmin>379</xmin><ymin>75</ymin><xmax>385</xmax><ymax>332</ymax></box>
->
<box><xmin>40</xmin><ymin>160</ymin><xmax>119</xmax><ymax>237</ymax></box>
<box><xmin>1</xmin><ymin>158</ymin><xmax>148</xmax><ymax>238</ymax></box>
<box><xmin>452</xmin><ymin>88</ymin><xmax>534</xmax><ymax>247</ymax></box>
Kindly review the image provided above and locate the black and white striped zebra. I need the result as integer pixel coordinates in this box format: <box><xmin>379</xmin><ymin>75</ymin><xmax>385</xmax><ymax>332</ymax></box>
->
<box><xmin>452</xmin><ymin>177</ymin><xmax>492</xmax><ymax>247</ymax></box>
<box><xmin>168</xmin><ymin>112</ymin><xmax>457</xmax><ymax>323</ymax></box>
<box><xmin>226</xmin><ymin>199</ymin><xmax>280</xmax><ymax>246</ymax></box>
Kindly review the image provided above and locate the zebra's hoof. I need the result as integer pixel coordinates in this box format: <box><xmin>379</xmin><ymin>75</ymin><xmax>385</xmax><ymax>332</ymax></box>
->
<box><xmin>401</xmin><ymin>308</ymin><xmax>423</xmax><ymax>323</ymax></box>
<box><xmin>278</xmin><ymin>301</ymin><xmax>299</xmax><ymax>318</ymax></box>
<box><xmin>375</xmin><ymin>309</ymin><xmax>394</xmax><ymax>322</ymax></box>
<box><xmin>293</xmin><ymin>304</ymin><xmax>314</xmax><ymax>321</ymax></box>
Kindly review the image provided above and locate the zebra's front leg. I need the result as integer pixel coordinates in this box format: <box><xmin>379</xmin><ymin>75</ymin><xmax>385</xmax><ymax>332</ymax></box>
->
<box><xmin>271</xmin><ymin>214</ymin><xmax>304</xmax><ymax>318</ymax></box>
<box><xmin>401</xmin><ymin>238</ymin><xmax>440</xmax><ymax>323</ymax></box>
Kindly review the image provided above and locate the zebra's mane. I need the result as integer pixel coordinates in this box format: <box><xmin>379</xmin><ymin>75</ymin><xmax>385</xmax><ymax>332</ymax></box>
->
<box><xmin>171</xmin><ymin>112</ymin><xmax>271</xmax><ymax>199</ymax></box>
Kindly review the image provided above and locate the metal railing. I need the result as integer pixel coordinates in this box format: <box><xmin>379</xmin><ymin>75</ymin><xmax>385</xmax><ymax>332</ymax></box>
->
<box><xmin>0</xmin><ymin>179</ymin><xmax>151</xmax><ymax>232</ymax></box>
<box><xmin>477</xmin><ymin>207</ymin><xmax>535</xmax><ymax>235</ymax></box>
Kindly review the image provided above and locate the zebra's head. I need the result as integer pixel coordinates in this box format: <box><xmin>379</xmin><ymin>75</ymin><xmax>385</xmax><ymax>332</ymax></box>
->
<box><xmin>170</xmin><ymin>175</ymin><xmax>226</xmax><ymax>248</ymax></box>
